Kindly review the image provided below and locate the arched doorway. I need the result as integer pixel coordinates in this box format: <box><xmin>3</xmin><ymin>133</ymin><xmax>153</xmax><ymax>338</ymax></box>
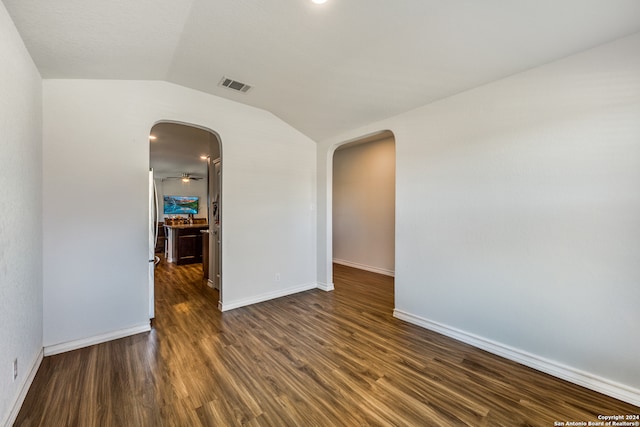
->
<box><xmin>149</xmin><ymin>122</ymin><xmax>223</xmax><ymax>315</ymax></box>
<box><xmin>329</xmin><ymin>130</ymin><xmax>396</xmax><ymax>302</ymax></box>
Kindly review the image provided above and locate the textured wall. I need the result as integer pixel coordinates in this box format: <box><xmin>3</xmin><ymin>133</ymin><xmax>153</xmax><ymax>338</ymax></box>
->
<box><xmin>43</xmin><ymin>79</ymin><xmax>317</xmax><ymax>347</ymax></box>
<box><xmin>317</xmin><ymin>33</ymin><xmax>640</xmax><ymax>399</ymax></box>
<box><xmin>0</xmin><ymin>3</ymin><xmax>43</xmax><ymax>425</ymax></box>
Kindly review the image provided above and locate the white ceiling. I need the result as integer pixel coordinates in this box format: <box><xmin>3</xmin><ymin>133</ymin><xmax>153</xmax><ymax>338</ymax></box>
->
<box><xmin>4</xmin><ymin>0</ymin><xmax>640</xmax><ymax>141</ymax></box>
<box><xmin>149</xmin><ymin>122</ymin><xmax>218</xmax><ymax>180</ymax></box>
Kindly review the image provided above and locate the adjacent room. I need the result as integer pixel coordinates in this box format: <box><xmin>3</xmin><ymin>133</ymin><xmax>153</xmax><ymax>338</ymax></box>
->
<box><xmin>1</xmin><ymin>0</ymin><xmax>639</xmax><ymax>425</ymax></box>
<box><xmin>333</xmin><ymin>131</ymin><xmax>396</xmax><ymax>278</ymax></box>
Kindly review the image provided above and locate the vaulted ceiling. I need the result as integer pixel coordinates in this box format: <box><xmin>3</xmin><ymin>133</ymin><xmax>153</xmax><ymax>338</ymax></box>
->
<box><xmin>4</xmin><ymin>0</ymin><xmax>640</xmax><ymax>141</ymax></box>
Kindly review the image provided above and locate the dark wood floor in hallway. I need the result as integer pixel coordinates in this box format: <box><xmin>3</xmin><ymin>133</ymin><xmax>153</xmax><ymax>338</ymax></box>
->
<box><xmin>15</xmin><ymin>261</ymin><xmax>638</xmax><ymax>426</ymax></box>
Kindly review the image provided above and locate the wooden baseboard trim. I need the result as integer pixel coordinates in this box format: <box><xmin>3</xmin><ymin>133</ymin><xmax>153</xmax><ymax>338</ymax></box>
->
<box><xmin>393</xmin><ymin>309</ymin><xmax>640</xmax><ymax>407</ymax></box>
<box><xmin>220</xmin><ymin>283</ymin><xmax>318</xmax><ymax>312</ymax></box>
<box><xmin>43</xmin><ymin>323</ymin><xmax>151</xmax><ymax>356</ymax></box>
<box><xmin>5</xmin><ymin>348</ymin><xmax>43</xmax><ymax>427</ymax></box>
<box><xmin>333</xmin><ymin>258</ymin><xmax>395</xmax><ymax>277</ymax></box>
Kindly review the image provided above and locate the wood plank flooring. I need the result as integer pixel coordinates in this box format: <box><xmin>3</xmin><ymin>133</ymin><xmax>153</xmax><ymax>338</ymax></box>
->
<box><xmin>14</xmin><ymin>261</ymin><xmax>639</xmax><ymax>426</ymax></box>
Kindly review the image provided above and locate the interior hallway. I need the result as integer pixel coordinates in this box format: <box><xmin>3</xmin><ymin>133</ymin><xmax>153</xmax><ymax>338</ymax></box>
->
<box><xmin>14</xmin><ymin>261</ymin><xmax>638</xmax><ymax>426</ymax></box>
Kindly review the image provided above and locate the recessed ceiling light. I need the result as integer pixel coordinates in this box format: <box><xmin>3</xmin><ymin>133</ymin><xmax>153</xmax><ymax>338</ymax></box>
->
<box><xmin>312</xmin><ymin>0</ymin><xmax>327</xmax><ymax>4</ymax></box>
<box><xmin>149</xmin><ymin>135</ymin><xmax>157</xmax><ymax>140</ymax></box>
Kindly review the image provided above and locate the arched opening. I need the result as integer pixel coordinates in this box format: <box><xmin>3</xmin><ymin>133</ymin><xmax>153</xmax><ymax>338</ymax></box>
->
<box><xmin>329</xmin><ymin>130</ymin><xmax>396</xmax><ymax>305</ymax></box>
<box><xmin>149</xmin><ymin>121</ymin><xmax>223</xmax><ymax>316</ymax></box>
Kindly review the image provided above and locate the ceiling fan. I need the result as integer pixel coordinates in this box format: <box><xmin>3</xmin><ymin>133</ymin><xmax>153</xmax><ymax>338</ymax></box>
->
<box><xmin>162</xmin><ymin>173</ymin><xmax>204</xmax><ymax>183</ymax></box>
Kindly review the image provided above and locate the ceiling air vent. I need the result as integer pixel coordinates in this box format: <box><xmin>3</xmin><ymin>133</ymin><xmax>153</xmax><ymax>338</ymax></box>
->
<box><xmin>218</xmin><ymin>76</ymin><xmax>252</xmax><ymax>93</ymax></box>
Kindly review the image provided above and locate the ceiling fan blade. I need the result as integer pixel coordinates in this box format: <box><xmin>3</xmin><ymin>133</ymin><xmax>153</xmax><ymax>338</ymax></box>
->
<box><xmin>161</xmin><ymin>174</ymin><xmax>203</xmax><ymax>182</ymax></box>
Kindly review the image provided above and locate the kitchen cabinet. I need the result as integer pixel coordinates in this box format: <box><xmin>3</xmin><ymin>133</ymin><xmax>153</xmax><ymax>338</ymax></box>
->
<box><xmin>165</xmin><ymin>224</ymin><xmax>208</xmax><ymax>265</ymax></box>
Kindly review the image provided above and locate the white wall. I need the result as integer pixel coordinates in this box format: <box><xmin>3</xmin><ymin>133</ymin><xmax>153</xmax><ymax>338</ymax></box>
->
<box><xmin>158</xmin><ymin>178</ymin><xmax>208</xmax><ymax>221</ymax></box>
<box><xmin>333</xmin><ymin>137</ymin><xmax>395</xmax><ymax>275</ymax></box>
<box><xmin>317</xmin><ymin>33</ymin><xmax>640</xmax><ymax>404</ymax></box>
<box><xmin>0</xmin><ymin>4</ymin><xmax>43</xmax><ymax>425</ymax></box>
<box><xmin>43</xmin><ymin>80</ymin><xmax>317</xmax><ymax>349</ymax></box>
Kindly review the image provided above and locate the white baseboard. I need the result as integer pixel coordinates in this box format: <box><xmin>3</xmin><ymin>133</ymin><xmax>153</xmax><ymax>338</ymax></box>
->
<box><xmin>333</xmin><ymin>258</ymin><xmax>395</xmax><ymax>277</ymax></box>
<box><xmin>393</xmin><ymin>309</ymin><xmax>640</xmax><ymax>407</ymax></box>
<box><xmin>44</xmin><ymin>323</ymin><xmax>151</xmax><ymax>356</ymax></box>
<box><xmin>4</xmin><ymin>348</ymin><xmax>43</xmax><ymax>427</ymax></box>
<box><xmin>317</xmin><ymin>282</ymin><xmax>334</xmax><ymax>292</ymax></box>
<box><xmin>220</xmin><ymin>282</ymin><xmax>318</xmax><ymax>312</ymax></box>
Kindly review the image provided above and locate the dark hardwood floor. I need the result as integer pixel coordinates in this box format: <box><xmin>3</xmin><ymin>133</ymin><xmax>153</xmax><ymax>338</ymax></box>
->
<box><xmin>15</xmin><ymin>261</ymin><xmax>638</xmax><ymax>426</ymax></box>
